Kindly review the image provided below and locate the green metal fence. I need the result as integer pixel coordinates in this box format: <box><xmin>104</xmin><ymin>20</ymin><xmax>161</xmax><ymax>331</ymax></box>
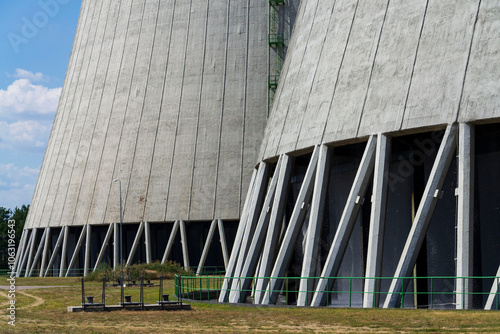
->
<box><xmin>175</xmin><ymin>275</ymin><xmax>500</xmax><ymax>309</ymax></box>
<box><xmin>0</xmin><ymin>266</ymin><xmax>225</xmax><ymax>278</ymax></box>
<box><xmin>188</xmin><ymin>266</ymin><xmax>226</xmax><ymax>276</ymax></box>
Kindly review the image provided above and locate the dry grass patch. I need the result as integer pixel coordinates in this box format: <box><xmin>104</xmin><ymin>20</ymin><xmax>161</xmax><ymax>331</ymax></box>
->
<box><xmin>0</xmin><ymin>277</ymin><xmax>499</xmax><ymax>333</ymax></box>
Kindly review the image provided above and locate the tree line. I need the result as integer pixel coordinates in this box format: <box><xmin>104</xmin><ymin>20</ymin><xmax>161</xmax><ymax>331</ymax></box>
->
<box><xmin>0</xmin><ymin>205</ymin><xmax>29</xmax><ymax>269</ymax></box>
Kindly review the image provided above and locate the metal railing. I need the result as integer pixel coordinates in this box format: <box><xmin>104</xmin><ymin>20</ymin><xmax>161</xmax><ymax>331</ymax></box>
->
<box><xmin>175</xmin><ymin>275</ymin><xmax>500</xmax><ymax>310</ymax></box>
<box><xmin>189</xmin><ymin>266</ymin><xmax>226</xmax><ymax>276</ymax></box>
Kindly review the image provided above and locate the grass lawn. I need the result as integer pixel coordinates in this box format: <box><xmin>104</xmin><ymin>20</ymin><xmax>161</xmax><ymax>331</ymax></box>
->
<box><xmin>0</xmin><ymin>276</ymin><xmax>499</xmax><ymax>333</ymax></box>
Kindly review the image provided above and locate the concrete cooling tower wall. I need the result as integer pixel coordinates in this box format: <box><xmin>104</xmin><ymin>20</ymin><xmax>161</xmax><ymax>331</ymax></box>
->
<box><xmin>222</xmin><ymin>0</ymin><xmax>500</xmax><ymax>310</ymax></box>
<box><xmin>14</xmin><ymin>0</ymin><xmax>300</xmax><ymax>278</ymax></box>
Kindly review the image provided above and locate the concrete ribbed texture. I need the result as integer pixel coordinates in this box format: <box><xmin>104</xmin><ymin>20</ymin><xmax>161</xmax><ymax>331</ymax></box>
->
<box><xmin>26</xmin><ymin>0</ymin><xmax>269</xmax><ymax>228</ymax></box>
<box><xmin>260</xmin><ymin>0</ymin><xmax>500</xmax><ymax>161</ymax></box>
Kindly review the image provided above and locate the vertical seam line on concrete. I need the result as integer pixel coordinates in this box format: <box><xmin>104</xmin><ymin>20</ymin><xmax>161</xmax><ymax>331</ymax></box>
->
<box><xmin>66</xmin><ymin>0</ymin><xmax>114</xmax><ymax>227</ymax></box>
<box><xmin>45</xmin><ymin>0</ymin><xmax>104</xmax><ymax>228</ymax></box>
<box><xmin>86</xmin><ymin>0</ymin><xmax>133</xmax><ymax>225</ymax></box>
<box><xmin>319</xmin><ymin>0</ymin><xmax>360</xmax><ymax>144</ymax></box>
<box><xmin>75</xmin><ymin>0</ymin><xmax>122</xmax><ymax>226</ymax></box>
<box><xmin>455</xmin><ymin>0</ymin><xmax>482</xmax><ymax>123</ymax></box>
<box><xmin>100</xmin><ymin>0</ymin><xmax>146</xmax><ymax>223</ymax></box>
<box><xmin>124</xmin><ymin>0</ymin><xmax>161</xmax><ymax>221</ymax></box>
<box><xmin>274</xmin><ymin>0</ymin><xmax>322</xmax><ymax>156</ymax></box>
<box><xmin>110</xmin><ymin>0</ymin><xmax>147</xmax><ymax>220</ymax></box>
<box><xmin>143</xmin><ymin>0</ymin><xmax>176</xmax><ymax>220</ymax></box>
<box><xmin>31</xmin><ymin>1</ymin><xmax>96</xmax><ymax>228</ymax></box>
<box><xmin>163</xmin><ymin>0</ymin><xmax>193</xmax><ymax>221</ymax></box>
<box><xmin>79</xmin><ymin>0</ymin><xmax>124</xmax><ymax>226</ymax></box>
<box><xmin>212</xmin><ymin>0</ymin><xmax>231</xmax><ymax>219</ymax></box>
<box><xmin>276</xmin><ymin>0</ymin><xmax>324</xmax><ymax>153</ymax></box>
<box><xmin>186</xmin><ymin>0</ymin><xmax>211</xmax><ymax>221</ymax></box>
<box><xmin>27</xmin><ymin>0</ymin><xmax>88</xmax><ymax>228</ymax></box>
<box><xmin>355</xmin><ymin>0</ymin><xmax>391</xmax><ymax>137</ymax></box>
<box><xmin>238</xmin><ymin>0</ymin><xmax>251</xmax><ymax>217</ymax></box>
<box><xmin>293</xmin><ymin>0</ymin><xmax>338</xmax><ymax>151</ymax></box>
<box><xmin>398</xmin><ymin>0</ymin><xmax>430</xmax><ymax>130</ymax></box>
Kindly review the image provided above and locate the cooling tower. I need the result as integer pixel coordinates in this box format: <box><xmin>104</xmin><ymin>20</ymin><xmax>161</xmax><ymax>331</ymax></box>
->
<box><xmin>14</xmin><ymin>0</ymin><xmax>300</xmax><ymax>279</ymax></box>
<box><xmin>222</xmin><ymin>0</ymin><xmax>500</xmax><ymax>310</ymax></box>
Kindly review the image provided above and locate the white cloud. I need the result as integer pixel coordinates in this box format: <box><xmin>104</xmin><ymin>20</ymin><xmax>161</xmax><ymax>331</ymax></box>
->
<box><xmin>0</xmin><ymin>71</ymin><xmax>59</xmax><ymax>209</ymax></box>
<box><xmin>0</xmin><ymin>163</ymin><xmax>39</xmax><ymax>209</ymax></box>
<box><xmin>13</xmin><ymin>68</ymin><xmax>46</xmax><ymax>82</ymax></box>
<box><xmin>0</xmin><ymin>163</ymin><xmax>39</xmax><ymax>180</ymax></box>
<box><xmin>0</xmin><ymin>120</ymin><xmax>51</xmax><ymax>151</ymax></box>
<box><xmin>0</xmin><ymin>78</ymin><xmax>61</xmax><ymax>118</ymax></box>
<box><xmin>0</xmin><ymin>186</ymin><xmax>36</xmax><ymax>210</ymax></box>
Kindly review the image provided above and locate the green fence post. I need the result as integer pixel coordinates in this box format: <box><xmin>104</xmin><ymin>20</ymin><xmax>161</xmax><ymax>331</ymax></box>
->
<box><xmin>463</xmin><ymin>277</ymin><xmax>466</xmax><ymax>310</ymax></box>
<box><xmin>373</xmin><ymin>278</ymin><xmax>377</xmax><ymax>308</ymax></box>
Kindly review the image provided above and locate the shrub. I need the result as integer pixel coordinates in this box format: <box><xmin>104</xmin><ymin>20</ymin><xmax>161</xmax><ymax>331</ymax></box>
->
<box><xmin>85</xmin><ymin>261</ymin><xmax>190</xmax><ymax>281</ymax></box>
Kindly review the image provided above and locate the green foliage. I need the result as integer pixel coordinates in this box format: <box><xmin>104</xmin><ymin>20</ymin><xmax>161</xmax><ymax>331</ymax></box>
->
<box><xmin>0</xmin><ymin>205</ymin><xmax>29</xmax><ymax>269</ymax></box>
<box><xmin>85</xmin><ymin>262</ymin><xmax>113</xmax><ymax>282</ymax></box>
<box><xmin>85</xmin><ymin>260</ymin><xmax>190</xmax><ymax>282</ymax></box>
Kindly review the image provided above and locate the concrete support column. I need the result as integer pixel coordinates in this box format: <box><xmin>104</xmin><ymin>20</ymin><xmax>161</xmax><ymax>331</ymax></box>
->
<box><xmin>144</xmin><ymin>222</ymin><xmax>151</xmax><ymax>264</ymax></box>
<box><xmin>84</xmin><ymin>224</ymin><xmax>92</xmax><ymax>276</ymax></box>
<box><xmin>126</xmin><ymin>222</ymin><xmax>145</xmax><ymax>266</ymax></box>
<box><xmin>94</xmin><ymin>223</ymin><xmax>115</xmax><ymax>271</ymax></box>
<box><xmin>383</xmin><ymin>124</ymin><xmax>458</xmax><ymax>308</ymax></box>
<box><xmin>18</xmin><ymin>229</ymin><xmax>34</xmax><ymax>277</ymax></box>
<box><xmin>24</xmin><ymin>229</ymin><xmax>38</xmax><ymax>277</ymax></box>
<box><xmin>261</xmin><ymin>146</ymin><xmax>320</xmax><ymax>305</ymax></box>
<box><xmin>179</xmin><ymin>220</ymin><xmax>190</xmax><ymax>270</ymax></box>
<box><xmin>311</xmin><ymin>136</ymin><xmax>377</xmax><ymax>307</ymax></box>
<box><xmin>39</xmin><ymin>227</ymin><xmax>51</xmax><ymax>277</ymax></box>
<box><xmin>229</xmin><ymin>157</ymin><xmax>283</xmax><ymax>303</ymax></box>
<box><xmin>456</xmin><ymin>123</ymin><xmax>474</xmax><ymax>310</ymax></box>
<box><xmin>298</xmin><ymin>145</ymin><xmax>331</xmax><ymax>306</ymax></box>
<box><xmin>66</xmin><ymin>225</ymin><xmax>87</xmax><ymax>277</ymax></box>
<box><xmin>12</xmin><ymin>229</ymin><xmax>27</xmax><ymax>275</ymax></box>
<box><xmin>218</xmin><ymin>220</ymin><xmax>229</xmax><ymax>268</ymax></box>
<box><xmin>219</xmin><ymin>166</ymin><xmax>267</xmax><ymax>302</ymax></box>
<box><xmin>45</xmin><ymin>226</ymin><xmax>66</xmax><ymax>277</ymax></box>
<box><xmin>485</xmin><ymin>266</ymin><xmax>500</xmax><ymax>310</ymax></box>
<box><xmin>230</xmin><ymin>163</ymin><xmax>270</xmax><ymax>289</ymax></box>
<box><xmin>162</xmin><ymin>221</ymin><xmax>180</xmax><ymax>264</ymax></box>
<box><xmin>197</xmin><ymin>219</ymin><xmax>217</xmax><ymax>276</ymax></box>
<box><xmin>60</xmin><ymin>226</ymin><xmax>69</xmax><ymax>277</ymax></box>
<box><xmin>363</xmin><ymin>134</ymin><xmax>391</xmax><ymax>308</ymax></box>
<box><xmin>28</xmin><ymin>228</ymin><xmax>48</xmax><ymax>277</ymax></box>
<box><xmin>254</xmin><ymin>154</ymin><xmax>293</xmax><ymax>304</ymax></box>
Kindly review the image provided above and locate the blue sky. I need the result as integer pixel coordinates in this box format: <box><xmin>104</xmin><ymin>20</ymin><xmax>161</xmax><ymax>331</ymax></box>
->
<box><xmin>0</xmin><ymin>0</ymin><xmax>82</xmax><ymax>210</ymax></box>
